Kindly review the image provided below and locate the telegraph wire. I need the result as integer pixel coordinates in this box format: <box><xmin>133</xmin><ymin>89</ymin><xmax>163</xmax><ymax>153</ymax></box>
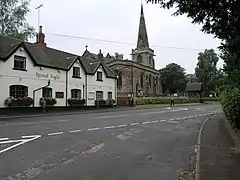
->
<box><xmin>45</xmin><ymin>32</ymin><xmax>219</xmax><ymax>52</ymax></box>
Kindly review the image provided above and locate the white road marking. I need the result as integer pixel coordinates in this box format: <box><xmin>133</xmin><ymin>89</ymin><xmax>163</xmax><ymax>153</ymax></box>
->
<box><xmin>0</xmin><ymin>135</ymin><xmax>41</xmax><ymax>155</ymax></box>
<box><xmin>48</xmin><ymin>132</ymin><xmax>63</xmax><ymax>136</ymax></box>
<box><xmin>130</xmin><ymin>123</ymin><xmax>139</xmax><ymax>126</ymax></box>
<box><xmin>21</xmin><ymin>135</ymin><xmax>41</xmax><ymax>139</ymax></box>
<box><xmin>59</xmin><ymin>119</ymin><xmax>70</xmax><ymax>122</ymax></box>
<box><xmin>88</xmin><ymin>128</ymin><xmax>100</xmax><ymax>131</ymax></box>
<box><xmin>176</xmin><ymin>117</ymin><xmax>182</xmax><ymax>120</ymax></box>
<box><xmin>167</xmin><ymin>121</ymin><xmax>180</xmax><ymax>124</ymax></box>
<box><xmin>169</xmin><ymin>118</ymin><xmax>175</xmax><ymax>121</ymax></box>
<box><xmin>152</xmin><ymin>120</ymin><xmax>159</xmax><ymax>123</ymax></box>
<box><xmin>160</xmin><ymin>120</ymin><xmax>167</xmax><ymax>122</ymax></box>
<box><xmin>104</xmin><ymin>126</ymin><xmax>116</xmax><ymax>129</ymax></box>
<box><xmin>117</xmin><ymin>124</ymin><xmax>127</xmax><ymax>128</ymax></box>
<box><xmin>142</xmin><ymin>121</ymin><xmax>151</xmax><ymax>124</ymax></box>
<box><xmin>140</xmin><ymin>111</ymin><xmax>165</xmax><ymax>115</ymax></box>
<box><xmin>94</xmin><ymin>115</ymin><xmax>128</xmax><ymax>119</ymax></box>
<box><xmin>69</xmin><ymin>129</ymin><xmax>82</xmax><ymax>133</ymax></box>
<box><xmin>0</xmin><ymin>138</ymin><xmax>9</xmax><ymax>141</ymax></box>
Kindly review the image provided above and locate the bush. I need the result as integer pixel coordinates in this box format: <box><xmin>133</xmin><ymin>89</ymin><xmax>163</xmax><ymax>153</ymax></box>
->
<box><xmin>219</xmin><ymin>85</ymin><xmax>240</xmax><ymax>129</ymax></box>
<box><xmin>135</xmin><ymin>97</ymin><xmax>200</xmax><ymax>105</ymax></box>
<box><xmin>68</xmin><ymin>98</ymin><xmax>85</xmax><ymax>106</ymax></box>
<box><xmin>39</xmin><ymin>97</ymin><xmax>57</xmax><ymax>106</ymax></box>
<box><xmin>106</xmin><ymin>99</ymin><xmax>116</xmax><ymax>108</ymax></box>
<box><xmin>95</xmin><ymin>99</ymin><xmax>107</xmax><ymax>108</ymax></box>
<box><xmin>4</xmin><ymin>97</ymin><xmax>33</xmax><ymax>107</ymax></box>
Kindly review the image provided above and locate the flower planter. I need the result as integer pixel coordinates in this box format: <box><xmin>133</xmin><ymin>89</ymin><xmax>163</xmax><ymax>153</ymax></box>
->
<box><xmin>4</xmin><ymin>97</ymin><xmax>33</xmax><ymax>107</ymax></box>
<box><xmin>39</xmin><ymin>97</ymin><xmax>57</xmax><ymax>107</ymax></box>
<box><xmin>68</xmin><ymin>99</ymin><xmax>86</xmax><ymax>106</ymax></box>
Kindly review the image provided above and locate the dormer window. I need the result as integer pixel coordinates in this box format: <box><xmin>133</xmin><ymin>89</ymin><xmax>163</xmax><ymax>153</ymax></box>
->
<box><xmin>97</xmin><ymin>71</ymin><xmax>103</xmax><ymax>81</ymax></box>
<box><xmin>73</xmin><ymin>67</ymin><xmax>81</xmax><ymax>78</ymax></box>
<box><xmin>13</xmin><ymin>55</ymin><xmax>26</xmax><ymax>71</ymax></box>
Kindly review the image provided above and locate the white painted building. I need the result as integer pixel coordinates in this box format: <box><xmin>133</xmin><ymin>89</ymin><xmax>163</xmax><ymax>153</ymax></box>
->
<box><xmin>0</xmin><ymin>26</ymin><xmax>117</xmax><ymax>108</ymax></box>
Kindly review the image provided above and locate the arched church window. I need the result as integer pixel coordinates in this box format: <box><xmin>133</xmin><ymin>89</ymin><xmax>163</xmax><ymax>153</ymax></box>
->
<box><xmin>140</xmin><ymin>72</ymin><xmax>144</xmax><ymax>88</ymax></box>
<box><xmin>149</xmin><ymin>75</ymin><xmax>152</xmax><ymax>88</ymax></box>
<box><xmin>149</xmin><ymin>56</ymin><xmax>152</xmax><ymax>64</ymax></box>
<box><xmin>137</xmin><ymin>55</ymin><xmax>142</xmax><ymax>63</ymax></box>
<box><xmin>114</xmin><ymin>70</ymin><xmax>122</xmax><ymax>87</ymax></box>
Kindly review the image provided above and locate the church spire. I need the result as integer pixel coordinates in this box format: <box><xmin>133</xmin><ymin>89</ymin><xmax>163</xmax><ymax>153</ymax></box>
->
<box><xmin>137</xmin><ymin>4</ymin><xmax>149</xmax><ymax>49</ymax></box>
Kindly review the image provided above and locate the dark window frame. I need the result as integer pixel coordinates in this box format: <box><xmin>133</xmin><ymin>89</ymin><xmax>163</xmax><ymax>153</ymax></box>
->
<box><xmin>97</xmin><ymin>71</ymin><xmax>103</xmax><ymax>81</ymax></box>
<box><xmin>9</xmin><ymin>85</ymin><xmax>28</xmax><ymax>98</ymax></box>
<box><xmin>96</xmin><ymin>91</ymin><xmax>103</xmax><ymax>100</ymax></box>
<box><xmin>107</xmin><ymin>92</ymin><xmax>112</xmax><ymax>99</ymax></box>
<box><xmin>42</xmin><ymin>87</ymin><xmax>52</xmax><ymax>98</ymax></box>
<box><xmin>73</xmin><ymin>66</ymin><xmax>81</xmax><ymax>78</ymax></box>
<box><xmin>13</xmin><ymin>55</ymin><xmax>27</xmax><ymax>71</ymax></box>
<box><xmin>71</xmin><ymin>89</ymin><xmax>82</xmax><ymax>99</ymax></box>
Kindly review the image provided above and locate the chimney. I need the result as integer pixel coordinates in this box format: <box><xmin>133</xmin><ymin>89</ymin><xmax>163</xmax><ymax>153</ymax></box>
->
<box><xmin>98</xmin><ymin>49</ymin><xmax>103</xmax><ymax>61</ymax></box>
<box><xmin>36</xmin><ymin>26</ymin><xmax>46</xmax><ymax>47</ymax></box>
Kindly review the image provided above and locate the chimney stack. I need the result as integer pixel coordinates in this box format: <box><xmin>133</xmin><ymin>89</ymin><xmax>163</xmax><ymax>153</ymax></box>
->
<box><xmin>36</xmin><ymin>26</ymin><xmax>46</xmax><ymax>47</ymax></box>
<box><xmin>98</xmin><ymin>49</ymin><xmax>103</xmax><ymax>61</ymax></box>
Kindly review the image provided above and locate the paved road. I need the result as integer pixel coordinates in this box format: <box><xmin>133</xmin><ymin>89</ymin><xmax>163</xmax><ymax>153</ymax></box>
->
<box><xmin>0</xmin><ymin>104</ymin><xmax>221</xmax><ymax>180</ymax></box>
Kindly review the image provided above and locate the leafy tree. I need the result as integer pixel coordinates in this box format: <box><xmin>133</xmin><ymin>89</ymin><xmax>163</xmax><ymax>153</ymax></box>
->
<box><xmin>159</xmin><ymin>63</ymin><xmax>187</xmax><ymax>94</ymax></box>
<box><xmin>146</xmin><ymin>0</ymin><xmax>240</xmax><ymax>85</ymax></box>
<box><xmin>0</xmin><ymin>0</ymin><xmax>35</xmax><ymax>41</ymax></box>
<box><xmin>186</xmin><ymin>74</ymin><xmax>197</xmax><ymax>83</ymax></box>
<box><xmin>114</xmin><ymin>52</ymin><xmax>124</xmax><ymax>60</ymax></box>
<box><xmin>195</xmin><ymin>49</ymin><xmax>219</xmax><ymax>96</ymax></box>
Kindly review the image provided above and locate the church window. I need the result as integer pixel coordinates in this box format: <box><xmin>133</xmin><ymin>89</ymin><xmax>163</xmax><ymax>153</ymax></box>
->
<box><xmin>137</xmin><ymin>55</ymin><xmax>142</xmax><ymax>63</ymax></box>
<box><xmin>140</xmin><ymin>72</ymin><xmax>144</xmax><ymax>88</ymax></box>
<box><xmin>149</xmin><ymin>56</ymin><xmax>151</xmax><ymax>64</ymax></box>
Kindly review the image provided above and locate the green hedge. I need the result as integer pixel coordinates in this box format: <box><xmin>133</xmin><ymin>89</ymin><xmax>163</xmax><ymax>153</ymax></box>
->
<box><xmin>219</xmin><ymin>85</ymin><xmax>240</xmax><ymax>129</ymax></box>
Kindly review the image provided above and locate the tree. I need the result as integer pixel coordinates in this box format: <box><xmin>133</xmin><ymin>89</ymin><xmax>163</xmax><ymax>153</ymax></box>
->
<box><xmin>146</xmin><ymin>0</ymin><xmax>240</xmax><ymax>86</ymax></box>
<box><xmin>0</xmin><ymin>0</ymin><xmax>35</xmax><ymax>41</ymax></box>
<box><xmin>159</xmin><ymin>63</ymin><xmax>187</xmax><ymax>94</ymax></box>
<box><xmin>114</xmin><ymin>52</ymin><xmax>124</xmax><ymax>60</ymax></box>
<box><xmin>186</xmin><ymin>74</ymin><xmax>197</xmax><ymax>83</ymax></box>
<box><xmin>195</xmin><ymin>49</ymin><xmax>219</xmax><ymax>96</ymax></box>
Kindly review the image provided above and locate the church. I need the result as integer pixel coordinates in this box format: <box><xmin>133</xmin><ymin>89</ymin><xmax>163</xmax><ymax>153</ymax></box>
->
<box><xmin>83</xmin><ymin>4</ymin><xmax>162</xmax><ymax>97</ymax></box>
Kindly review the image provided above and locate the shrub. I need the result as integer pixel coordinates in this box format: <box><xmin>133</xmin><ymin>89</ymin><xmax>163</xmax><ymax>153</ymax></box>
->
<box><xmin>4</xmin><ymin>97</ymin><xmax>33</xmax><ymax>107</ymax></box>
<box><xmin>68</xmin><ymin>98</ymin><xmax>85</xmax><ymax>106</ymax></box>
<box><xmin>39</xmin><ymin>97</ymin><xmax>57</xmax><ymax>106</ymax></box>
<box><xmin>219</xmin><ymin>85</ymin><xmax>240</xmax><ymax>129</ymax></box>
<box><xmin>106</xmin><ymin>99</ymin><xmax>116</xmax><ymax>107</ymax></box>
<box><xmin>95</xmin><ymin>99</ymin><xmax>107</xmax><ymax>108</ymax></box>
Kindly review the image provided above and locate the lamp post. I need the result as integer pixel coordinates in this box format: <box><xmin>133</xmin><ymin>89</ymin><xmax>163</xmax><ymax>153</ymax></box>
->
<box><xmin>131</xmin><ymin>61</ymin><xmax>134</xmax><ymax>107</ymax></box>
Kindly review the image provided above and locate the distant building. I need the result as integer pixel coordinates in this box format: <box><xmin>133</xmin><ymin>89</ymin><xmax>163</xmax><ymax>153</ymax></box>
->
<box><xmin>185</xmin><ymin>83</ymin><xmax>202</xmax><ymax>98</ymax></box>
<box><xmin>0</xmin><ymin>26</ymin><xmax>117</xmax><ymax>108</ymax></box>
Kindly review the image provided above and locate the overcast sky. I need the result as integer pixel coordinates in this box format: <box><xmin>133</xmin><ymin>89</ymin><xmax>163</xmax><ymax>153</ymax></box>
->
<box><xmin>26</xmin><ymin>0</ymin><xmax>222</xmax><ymax>74</ymax></box>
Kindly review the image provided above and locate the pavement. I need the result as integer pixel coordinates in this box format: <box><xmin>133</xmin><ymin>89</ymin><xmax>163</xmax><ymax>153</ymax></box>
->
<box><xmin>0</xmin><ymin>104</ymin><xmax>225</xmax><ymax>180</ymax></box>
<box><xmin>199</xmin><ymin>114</ymin><xmax>240</xmax><ymax>180</ymax></box>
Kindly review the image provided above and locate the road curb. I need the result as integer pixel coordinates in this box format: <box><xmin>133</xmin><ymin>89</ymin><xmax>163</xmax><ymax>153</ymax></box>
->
<box><xmin>195</xmin><ymin>113</ymin><xmax>220</xmax><ymax>180</ymax></box>
<box><xmin>223</xmin><ymin>117</ymin><xmax>240</xmax><ymax>154</ymax></box>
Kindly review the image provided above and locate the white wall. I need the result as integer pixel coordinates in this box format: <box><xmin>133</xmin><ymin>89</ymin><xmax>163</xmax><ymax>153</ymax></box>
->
<box><xmin>67</xmin><ymin>60</ymin><xmax>86</xmax><ymax>105</ymax></box>
<box><xmin>86</xmin><ymin>65</ymin><xmax>116</xmax><ymax>106</ymax></box>
<box><xmin>0</xmin><ymin>47</ymin><xmax>116</xmax><ymax>108</ymax></box>
<box><xmin>0</xmin><ymin>47</ymin><xmax>67</xmax><ymax>107</ymax></box>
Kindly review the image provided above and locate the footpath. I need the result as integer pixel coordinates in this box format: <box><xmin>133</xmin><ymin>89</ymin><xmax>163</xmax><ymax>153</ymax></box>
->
<box><xmin>199</xmin><ymin>114</ymin><xmax>240</xmax><ymax>179</ymax></box>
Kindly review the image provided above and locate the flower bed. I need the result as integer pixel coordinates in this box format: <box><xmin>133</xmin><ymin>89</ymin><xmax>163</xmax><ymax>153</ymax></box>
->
<box><xmin>4</xmin><ymin>97</ymin><xmax>34</xmax><ymax>107</ymax></box>
<box><xmin>39</xmin><ymin>97</ymin><xmax>57</xmax><ymax>106</ymax></box>
<box><xmin>67</xmin><ymin>98</ymin><xmax>86</xmax><ymax>106</ymax></box>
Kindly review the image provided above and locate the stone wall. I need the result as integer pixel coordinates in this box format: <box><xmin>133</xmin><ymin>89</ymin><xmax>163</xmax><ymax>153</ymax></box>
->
<box><xmin>108</xmin><ymin>60</ymin><xmax>162</xmax><ymax>97</ymax></box>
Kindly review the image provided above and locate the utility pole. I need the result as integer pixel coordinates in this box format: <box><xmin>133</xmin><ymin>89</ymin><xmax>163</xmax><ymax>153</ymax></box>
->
<box><xmin>35</xmin><ymin>4</ymin><xmax>43</xmax><ymax>27</ymax></box>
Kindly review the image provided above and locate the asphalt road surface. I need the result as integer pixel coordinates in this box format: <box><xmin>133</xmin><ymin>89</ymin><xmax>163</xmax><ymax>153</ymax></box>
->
<box><xmin>0</xmin><ymin>104</ymin><xmax>221</xmax><ymax>180</ymax></box>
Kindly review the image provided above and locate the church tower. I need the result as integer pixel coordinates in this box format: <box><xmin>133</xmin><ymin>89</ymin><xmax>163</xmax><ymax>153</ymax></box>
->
<box><xmin>131</xmin><ymin>4</ymin><xmax>155</xmax><ymax>69</ymax></box>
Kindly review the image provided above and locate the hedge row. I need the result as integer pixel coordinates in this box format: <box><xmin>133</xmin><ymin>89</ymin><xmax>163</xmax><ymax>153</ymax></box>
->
<box><xmin>219</xmin><ymin>85</ymin><xmax>240</xmax><ymax>129</ymax></box>
<box><xmin>135</xmin><ymin>97</ymin><xmax>218</xmax><ymax>105</ymax></box>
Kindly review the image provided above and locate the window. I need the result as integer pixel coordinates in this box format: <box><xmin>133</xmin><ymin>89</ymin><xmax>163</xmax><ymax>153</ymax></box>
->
<box><xmin>14</xmin><ymin>55</ymin><xmax>26</xmax><ymax>71</ymax></box>
<box><xmin>73</xmin><ymin>67</ymin><xmax>80</xmax><ymax>78</ymax></box>
<box><xmin>96</xmin><ymin>91</ymin><xmax>103</xmax><ymax>100</ymax></box>
<box><xmin>71</xmin><ymin>89</ymin><xmax>81</xmax><ymax>99</ymax></box>
<box><xmin>10</xmin><ymin>85</ymin><xmax>28</xmax><ymax>98</ymax></box>
<box><xmin>137</xmin><ymin>55</ymin><xmax>142</xmax><ymax>63</ymax></box>
<box><xmin>149</xmin><ymin>56</ymin><xmax>152</xmax><ymax>64</ymax></box>
<box><xmin>42</xmin><ymin>87</ymin><xmax>52</xmax><ymax>98</ymax></box>
<box><xmin>97</xmin><ymin>71</ymin><xmax>103</xmax><ymax>81</ymax></box>
<box><xmin>114</xmin><ymin>70</ymin><xmax>122</xmax><ymax>87</ymax></box>
<box><xmin>107</xmin><ymin>92</ymin><xmax>112</xmax><ymax>99</ymax></box>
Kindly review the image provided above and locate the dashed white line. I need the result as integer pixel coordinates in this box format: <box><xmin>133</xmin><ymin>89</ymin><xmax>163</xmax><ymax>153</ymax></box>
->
<box><xmin>69</xmin><ymin>129</ymin><xmax>82</xmax><ymax>133</ymax></box>
<box><xmin>104</xmin><ymin>126</ymin><xmax>116</xmax><ymax>129</ymax></box>
<box><xmin>160</xmin><ymin>120</ymin><xmax>167</xmax><ymax>122</ymax></box>
<box><xmin>142</xmin><ymin>121</ymin><xmax>151</xmax><ymax>124</ymax></box>
<box><xmin>117</xmin><ymin>124</ymin><xmax>127</xmax><ymax>128</ymax></box>
<box><xmin>167</xmin><ymin>121</ymin><xmax>180</xmax><ymax>124</ymax></box>
<box><xmin>88</xmin><ymin>128</ymin><xmax>100</xmax><ymax>131</ymax></box>
<box><xmin>152</xmin><ymin>120</ymin><xmax>159</xmax><ymax>123</ymax></box>
<box><xmin>0</xmin><ymin>138</ymin><xmax>9</xmax><ymax>141</ymax></box>
<box><xmin>21</xmin><ymin>135</ymin><xmax>41</xmax><ymax>139</ymax></box>
<box><xmin>176</xmin><ymin>117</ymin><xmax>182</xmax><ymax>120</ymax></box>
<box><xmin>130</xmin><ymin>123</ymin><xmax>139</xmax><ymax>126</ymax></box>
<box><xmin>48</xmin><ymin>132</ymin><xmax>64</xmax><ymax>136</ymax></box>
<box><xmin>169</xmin><ymin>118</ymin><xmax>175</xmax><ymax>121</ymax></box>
